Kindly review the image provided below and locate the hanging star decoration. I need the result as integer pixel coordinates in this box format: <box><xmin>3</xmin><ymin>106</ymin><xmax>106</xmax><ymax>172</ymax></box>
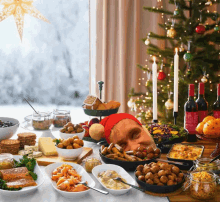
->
<box><xmin>0</xmin><ymin>0</ymin><xmax>49</xmax><ymax>41</ymax></box>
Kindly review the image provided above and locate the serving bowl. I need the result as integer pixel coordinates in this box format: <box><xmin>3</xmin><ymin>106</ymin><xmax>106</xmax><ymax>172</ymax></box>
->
<box><xmin>135</xmin><ymin>171</ymin><xmax>185</xmax><ymax>193</ymax></box>
<box><xmin>92</xmin><ymin>164</ymin><xmax>135</xmax><ymax>195</ymax></box>
<box><xmin>59</xmin><ymin>128</ymin><xmax>85</xmax><ymax>140</ymax></box>
<box><xmin>56</xmin><ymin>146</ymin><xmax>83</xmax><ymax>160</ymax></box>
<box><xmin>0</xmin><ymin>117</ymin><xmax>19</xmax><ymax>141</ymax></box>
<box><xmin>99</xmin><ymin>149</ymin><xmax>158</xmax><ymax>171</ymax></box>
<box><xmin>45</xmin><ymin>162</ymin><xmax>95</xmax><ymax>198</ymax></box>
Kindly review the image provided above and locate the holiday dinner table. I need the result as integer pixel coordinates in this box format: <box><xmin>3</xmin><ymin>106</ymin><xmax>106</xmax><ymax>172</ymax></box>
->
<box><xmin>1</xmin><ymin>129</ymin><xmax>219</xmax><ymax>202</ymax></box>
<box><xmin>0</xmin><ymin>111</ymin><xmax>219</xmax><ymax>202</ymax></box>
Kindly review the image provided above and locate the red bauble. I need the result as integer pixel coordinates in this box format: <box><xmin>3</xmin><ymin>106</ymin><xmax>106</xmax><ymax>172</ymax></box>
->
<box><xmin>195</xmin><ymin>24</ymin><xmax>206</xmax><ymax>34</ymax></box>
<box><xmin>158</xmin><ymin>70</ymin><xmax>166</xmax><ymax>80</ymax></box>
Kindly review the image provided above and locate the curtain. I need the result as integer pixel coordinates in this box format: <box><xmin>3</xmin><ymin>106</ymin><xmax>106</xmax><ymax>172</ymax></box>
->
<box><xmin>92</xmin><ymin>0</ymin><xmax>219</xmax><ymax>113</ymax></box>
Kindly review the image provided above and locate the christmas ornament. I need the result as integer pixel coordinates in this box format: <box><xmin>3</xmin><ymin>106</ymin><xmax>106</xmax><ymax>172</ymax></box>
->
<box><xmin>205</xmin><ymin>0</ymin><xmax>212</xmax><ymax>6</ymax></box>
<box><xmin>183</xmin><ymin>51</ymin><xmax>193</xmax><ymax>62</ymax></box>
<box><xmin>165</xmin><ymin>99</ymin><xmax>174</xmax><ymax>110</ymax></box>
<box><xmin>195</xmin><ymin>24</ymin><xmax>206</xmax><ymax>34</ymax></box>
<box><xmin>214</xmin><ymin>25</ymin><xmax>219</xmax><ymax>32</ymax></box>
<box><xmin>158</xmin><ymin>70</ymin><xmax>166</xmax><ymax>80</ymax></box>
<box><xmin>145</xmin><ymin>38</ymin><xmax>150</xmax><ymax>45</ymax></box>
<box><xmin>158</xmin><ymin>61</ymin><xmax>166</xmax><ymax>80</ymax></box>
<box><xmin>127</xmin><ymin>98</ymin><xmax>134</xmax><ymax>108</ymax></box>
<box><xmin>0</xmin><ymin>0</ymin><xmax>50</xmax><ymax>41</ymax></box>
<box><xmin>167</xmin><ymin>27</ymin><xmax>177</xmax><ymax>38</ymax></box>
<box><xmin>174</xmin><ymin>8</ymin><xmax>179</xmax><ymax>16</ymax></box>
<box><xmin>179</xmin><ymin>43</ymin><xmax>185</xmax><ymax>52</ymax></box>
<box><xmin>201</xmin><ymin>75</ymin><xmax>208</xmax><ymax>83</ymax></box>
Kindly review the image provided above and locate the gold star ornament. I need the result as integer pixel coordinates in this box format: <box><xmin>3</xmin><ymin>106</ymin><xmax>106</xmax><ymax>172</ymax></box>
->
<box><xmin>0</xmin><ymin>0</ymin><xmax>49</xmax><ymax>40</ymax></box>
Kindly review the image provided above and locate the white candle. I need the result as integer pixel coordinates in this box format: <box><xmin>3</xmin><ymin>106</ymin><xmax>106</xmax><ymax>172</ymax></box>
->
<box><xmin>174</xmin><ymin>48</ymin><xmax>179</xmax><ymax>112</ymax></box>
<box><xmin>152</xmin><ymin>56</ymin><xmax>158</xmax><ymax>121</ymax></box>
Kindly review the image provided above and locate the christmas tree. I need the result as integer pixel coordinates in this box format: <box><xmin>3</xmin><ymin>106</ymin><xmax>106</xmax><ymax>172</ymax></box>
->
<box><xmin>128</xmin><ymin>0</ymin><xmax>220</xmax><ymax>125</ymax></box>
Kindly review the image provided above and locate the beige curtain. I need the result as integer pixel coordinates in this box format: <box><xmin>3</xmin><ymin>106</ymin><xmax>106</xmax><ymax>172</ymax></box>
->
<box><xmin>93</xmin><ymin>0</ymin><xmax>218</xmax><ymax>113</ymax></box>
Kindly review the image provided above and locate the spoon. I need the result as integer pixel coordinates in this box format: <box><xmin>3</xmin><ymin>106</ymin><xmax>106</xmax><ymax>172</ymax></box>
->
<box><xmin>113</xmin><ymin>177</ymin><xmax>145</xmax><ymax>193</ymax></box>
<box><xmin>155</xmin><ymin>158</ymin><xmax>190</xmax><ymax>167</ymax></box>
<box><xmin>77</xmin><ymin>181</ymin><xmax>109</xmax><ymax>195</ymax></box>
<box><xmin>209</xmin><ymin>153</ymin><xmax>220</xmax><ymax>163</ymax></box>
<box><xmin>23</xmin><ymin>98</ymin><xmax>38</xmax><ymax>114</ymax></box>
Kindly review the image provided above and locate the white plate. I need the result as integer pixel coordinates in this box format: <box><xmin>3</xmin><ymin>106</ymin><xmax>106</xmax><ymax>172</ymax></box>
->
<box><xmin>45</xmin><ymin>162</ymin><xmax>95</xmax><ymax>198</ymax></box>
<box><xmin>92</xmin><ymin>164</ymin><xmax>135</xmax><ymax>195</ymax></box>
<box><xmin>0</xmin><ymin>155</ymin><xmax>44</xmax><ymax>196</ymax></box>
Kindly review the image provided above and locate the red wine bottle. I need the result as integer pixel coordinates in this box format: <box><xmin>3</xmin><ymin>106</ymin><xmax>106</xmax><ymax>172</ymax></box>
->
<box><xmin>196</xmin><ymin>82</ymin><xmax>208</xmax><ymax>123</ymax></box>
<box><xmin>213</xmin><ymin>84</ymin><xmax>220</xmax><ymax>118</ymax></box>
<box><xmin>184</xmin><ymin>84</ymin><xmax>198</xmax><ymax>142</ymax></box>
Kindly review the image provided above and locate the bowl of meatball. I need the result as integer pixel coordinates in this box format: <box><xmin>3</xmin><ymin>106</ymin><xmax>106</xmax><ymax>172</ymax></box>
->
<box><xmin>59</xmin><ymin>122</ymin><xmax>85</xmax><ymax>140</ymax></box>
<box><xmin>0</xmin><ymin>117</ymin><xmax>19</xmax><ymax>141</ymax></box>
<box><xmin>134</xmin><ymin>161</ymin><xmax>185</xmax><ymax>193</ymax></box>
<box><xmin>55</xmin><ymin>135</ymin><xmax>84</xmax><ymax>160</ymax></box>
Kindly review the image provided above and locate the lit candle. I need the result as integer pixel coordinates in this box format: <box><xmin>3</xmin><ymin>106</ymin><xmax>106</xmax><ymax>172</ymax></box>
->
<box><xmin>174</xmin><ymin>48</ymin><xmax>179</xmax><ymax>112</ymax></box>
<box><xmin>152</xmin><ymin>56</ymin><xmax>158</xmax><ymax>121</ymax></box>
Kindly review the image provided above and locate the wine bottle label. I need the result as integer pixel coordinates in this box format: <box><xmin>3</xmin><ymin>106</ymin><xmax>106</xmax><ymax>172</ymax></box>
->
<box><xmin>184</xmin><ymin>112</ymin><xmax>198</xmax><ymax>134</ymax></box>
<box><xmin>214</xmin><ymin>111</ymin><xmax>220</xmax><ymax>118</ymax></box>
<box><xmin>198</xmin><ymin>110</ymin><xmax>208</xmax><ymax>123</ymax></box>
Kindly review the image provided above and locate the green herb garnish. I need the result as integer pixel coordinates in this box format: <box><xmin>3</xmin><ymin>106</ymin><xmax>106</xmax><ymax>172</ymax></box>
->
<box><xmin>14</xmin><ymin>155</ymin><xmax>36</xmax><ymax>172</ymax></box>
<box><xmin>0</xmin><ymin>179</ymin><xmax>22</xmax><ymax>191</ymax></box>
<box><xmin>27</xmin><ymin>171</ymin><xmax>37</xmax><ymax>181</ymax></box>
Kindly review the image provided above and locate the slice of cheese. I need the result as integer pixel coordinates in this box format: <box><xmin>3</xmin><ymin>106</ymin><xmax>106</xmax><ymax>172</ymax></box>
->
<box><xmin>38</xmin><ymin>137</ymin><xmax>58</xmax><ymax>156</ymax></box>
<box><xmin>24</xmin><ymin>145</ymin><xmax>38</xmax><ymax>152</ymax></box>
<box><xmin>18</xmin><ymin>150</ymin><xmax>31</xmax><ymax>156</ymax></box>
<box><xmin>28</xmin><ymin>151</ymin><xmax>43</xmax><ymax>158</ymax></box>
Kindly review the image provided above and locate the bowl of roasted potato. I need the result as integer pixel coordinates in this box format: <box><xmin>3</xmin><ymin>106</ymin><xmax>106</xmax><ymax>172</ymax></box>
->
<box><xmin>55</xmin><ymin>135</ymin><xmax>84</xmax><ymax>160</ymax></box>
<box><xmin>59</xmin><ymin>122</ymin><xmax>85</xmax><ymax>140</ymax></box>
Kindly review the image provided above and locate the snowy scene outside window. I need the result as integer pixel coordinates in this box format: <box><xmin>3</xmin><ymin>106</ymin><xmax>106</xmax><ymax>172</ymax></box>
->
<box><xmin>0</xmin><ymin>0</ymin><xmax>89</xmax><ymax>122</ymax></box>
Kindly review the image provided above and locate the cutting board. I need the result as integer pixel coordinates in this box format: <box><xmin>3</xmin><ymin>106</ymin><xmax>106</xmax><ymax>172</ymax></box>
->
<box><xmin>36</xmin><ymin>147</ymin><xmax>93</xmax><ymax>166</ymax></box>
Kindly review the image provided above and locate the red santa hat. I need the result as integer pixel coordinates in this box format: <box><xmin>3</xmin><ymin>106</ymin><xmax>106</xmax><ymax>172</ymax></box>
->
<box><xmin>89</xmin><ymin>113</ymin><xmax>142</xmax><ymax>143</ymax></box>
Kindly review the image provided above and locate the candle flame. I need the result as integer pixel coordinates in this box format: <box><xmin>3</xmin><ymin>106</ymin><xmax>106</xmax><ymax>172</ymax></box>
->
<box><xmin>153</xmin><ymin>56</ymin><xmax>156</xmax><ymax>62</ymax></box>
<box><xmin>175</xmin><ymin>48</ymin><xmax>178</xmax><ymax>54</ymax></box>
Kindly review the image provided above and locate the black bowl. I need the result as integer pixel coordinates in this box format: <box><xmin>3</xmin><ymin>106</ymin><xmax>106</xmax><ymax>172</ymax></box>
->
<box><xmin>135</xmin><ymin>171</ymin><xmax>185</xmax><ymax>193</ymax></box>
<box><xmin>83</xmin><ymin>108</ymin><xmax>119</xmax><ymax>116</ymax></box>
<box><xmin>99</xmin><ymin>150</ymin><xmax>157</xmax><ymax>171</ymax></box>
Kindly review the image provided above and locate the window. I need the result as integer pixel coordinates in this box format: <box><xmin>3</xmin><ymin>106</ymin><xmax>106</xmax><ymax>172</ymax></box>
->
<box><xmin>0</xmin><ymin>0</ymin><xmax>89</xmax><ymax>122</ymax></box>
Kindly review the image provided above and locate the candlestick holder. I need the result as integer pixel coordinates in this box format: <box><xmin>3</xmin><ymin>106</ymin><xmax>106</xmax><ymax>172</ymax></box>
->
<box><xmin>153</xmin><ymin>119</ymin><xmax>158</xmax><ymax>123</ymax></box>
<box><xmin>173</xmin><ymin>111</ymin><xmax>178</xmax><ymax>125</ymax></box>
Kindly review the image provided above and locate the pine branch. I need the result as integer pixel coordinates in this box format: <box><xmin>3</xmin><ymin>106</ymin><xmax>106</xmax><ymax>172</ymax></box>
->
<box><xmin>137</xmin><ymin>64</ymin><xmax>150</xmax><ymax>72</ymax></box>
<box><xmin>143</xmin><ymin>7</ymin><xmax>173</xmax><ymax>15</ymax></box>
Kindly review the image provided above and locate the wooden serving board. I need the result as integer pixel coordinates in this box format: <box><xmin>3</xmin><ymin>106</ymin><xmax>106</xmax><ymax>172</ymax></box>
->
<box><xmin>36</xmin><ymin>147</ymin><xmax>93</xmax><ymax>166</ymax></box>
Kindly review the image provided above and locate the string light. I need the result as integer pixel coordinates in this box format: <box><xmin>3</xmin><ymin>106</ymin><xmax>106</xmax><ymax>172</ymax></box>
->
<box><xmin>195</xmin><ymin>80</ymin><xmax>198</xmax><ymax>83</ymax></box>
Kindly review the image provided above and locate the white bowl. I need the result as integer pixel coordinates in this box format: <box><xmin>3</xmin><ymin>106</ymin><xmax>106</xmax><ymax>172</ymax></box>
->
<box><xmin>0</xmin><ymin>155</ymin><xmax>44</xmax><ymax>197</ymax></box>
<box><xmin>92</xmin><ymin>164</ymin><xmax>135</xmax><ymax>195</ymax></box>
<box><xmin>45</xmin><ymin>162</ymin><xmax>95</xmax><ymax>198</ymax></box>
<box><xmin>0</xmin><ymin>117</ymin><xmax>19</xmax><ymax>141</ymax></box>
<box><xmin>56</xmin><ymin>146</ymin><xmax>83</xmax><ymax>160</ymax></box>
<box><xmin>59</xmin><ymin>128</ymin><xmax>85</xmax><ymax>139</ymax></box>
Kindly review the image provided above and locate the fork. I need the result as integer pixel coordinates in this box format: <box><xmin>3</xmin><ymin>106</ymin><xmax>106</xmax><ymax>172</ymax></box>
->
<box><xmin>113</xmin><ymin>177</ymin><xmax>145</xmax><ymax>192</ymax></box>
<box><xmin>77</xmin><ymin>181</ymin><xmax>109</xmax><ymax>195</ymax></box>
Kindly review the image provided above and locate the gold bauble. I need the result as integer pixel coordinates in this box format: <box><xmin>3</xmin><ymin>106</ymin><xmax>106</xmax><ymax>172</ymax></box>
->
<box><xmin>167</xmin><ymin>27</ymin><xmax>177</xmax><ymax>38</ymax></box>
<box><xmin>201</xmin><ymin>75</ymin><xmax>208</xmax><ymax>83</ymax></box>
<box><xmin>179</xmin><ymin>45</ymin><xmax>185</xmax><ymax>52</ymax></box>
<box><xmin>165</xmin><ymin>99</ymin><xmax>174</xmax><ymax>110</ymax></box>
